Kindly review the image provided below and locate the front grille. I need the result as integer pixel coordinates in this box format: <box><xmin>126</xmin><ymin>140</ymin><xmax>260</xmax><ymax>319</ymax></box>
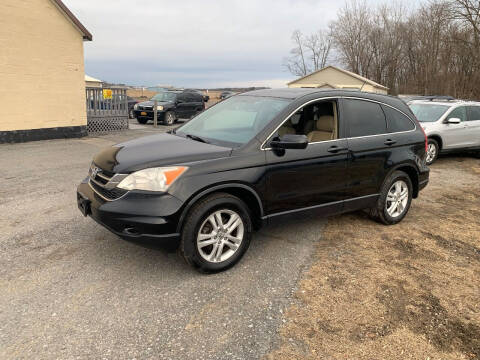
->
<box><xmin>88</xmin><ymin>163</ymin><xmax>127</xmax><ymax>201</ymax></box>
<box><xmin>138</xmin><ymin>105</ymin><xmax>153</xmax><ymax>110</ymax></box>
<box><xmin>89</xmin><ymin>179</ymin><xmax>128</xmax><ymax>201</ymax></box>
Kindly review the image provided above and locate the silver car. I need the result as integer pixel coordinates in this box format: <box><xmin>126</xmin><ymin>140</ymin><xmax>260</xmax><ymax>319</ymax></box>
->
<box><xmin>409</xmin><ymin>100</ymin><xmax>480</xmax><ymax>164</ymax></box>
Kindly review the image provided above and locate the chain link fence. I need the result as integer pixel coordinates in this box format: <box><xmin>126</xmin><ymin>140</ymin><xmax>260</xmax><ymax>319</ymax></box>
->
<box><xmin>86</xmin><ymin>87</ymin><xmax>129</xmax><ymax>134</ymax></box>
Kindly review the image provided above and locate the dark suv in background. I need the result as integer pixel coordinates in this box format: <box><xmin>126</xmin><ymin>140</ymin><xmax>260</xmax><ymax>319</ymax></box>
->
<box><xmin>78</xmin><ymin>89</ymin><xmax>429</xmax><ymax>272</ymax></box>
<box><xmin>133</xmin><ymin>90</ymin><xmax>205</xmax><ymax>125</ymax></box>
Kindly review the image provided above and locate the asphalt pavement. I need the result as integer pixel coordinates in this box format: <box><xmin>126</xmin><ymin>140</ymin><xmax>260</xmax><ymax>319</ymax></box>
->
<box><xmin>0</xmin><ymin>125</ymin><xmax>325</xmax><ymax>359</ymax></box>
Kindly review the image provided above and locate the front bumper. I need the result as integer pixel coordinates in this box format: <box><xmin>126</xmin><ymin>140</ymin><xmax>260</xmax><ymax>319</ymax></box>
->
<box><xmin>133</xmin><ymin>110</ymin><xmax>166</xmax><ymax>121</ymax></box>
<box><xmin>77</xmin><ymin>178</ymin><xmax>183</xmax><ymax>241</ymax></box>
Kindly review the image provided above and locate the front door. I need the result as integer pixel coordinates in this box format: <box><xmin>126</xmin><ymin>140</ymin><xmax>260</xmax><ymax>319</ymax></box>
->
<box><xmin>442</xmin><ymin>106</ymin><xmax>471</xmax><ymax>149</ymax></box>
<box><xmin>265</xmin><ymin>140</ymin><xmax>349</xmax><ymax>215</ymax></box>
<box><xmin>264</xmin><ymin>99</ymin><xmax>349</xmax><ymax>216</ymax></box>
<box><xmin>175</xmin><ymin>93</ymin><xmax>190</xmax><ymax>119</ymax></box>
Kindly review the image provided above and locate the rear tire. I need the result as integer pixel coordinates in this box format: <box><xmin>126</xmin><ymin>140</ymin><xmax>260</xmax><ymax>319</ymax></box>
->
<box><xmin>369</xmin><ymin>171</ymin><xmax>413</xmax><ymax>225</ymax></box>
<box><xmin>426</xmin><ymin>138</ymin><xmax>439</xmax><ymax>165</ymax></box>
<box><xmin>180</xmin><ymin>193</ymin><xmax>253</xmax><ymax>273</ymax></box>
<box><xmin>137</xmin><ymin>118</ymin><xmax>148</xmax><ymax>124</ymax></box>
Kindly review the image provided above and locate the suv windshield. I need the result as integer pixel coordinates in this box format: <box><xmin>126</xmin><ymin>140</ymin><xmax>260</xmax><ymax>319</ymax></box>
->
<box><xmin>409</xmin><ymin>103</ymin><xmax>449</xmax><ymax>122</ymax></box>
<box><xmin>176</xmin><ymin>95</ymin><xmax>291</xmax><ymax>147</ymax></box>
<box><xmin>151</xmin><ymin>92</ymin><xmax>177</xmax><ymax>102</ymax></box>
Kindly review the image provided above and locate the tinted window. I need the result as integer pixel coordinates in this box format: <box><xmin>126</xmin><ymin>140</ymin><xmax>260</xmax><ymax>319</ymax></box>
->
<box><xmin>344</xmin><ymin>99</ymin><xmax>387</xmax><ymax>137</ymax></box>
<box><xmin>383</xmin><ymin>106</ymin><xmax>415</xmax><ymax>132</ymax></box>
<box><xmin>184</xmin><ymin>93</ymin><xmax>195</xmax><ymax>102</ymax></box>
<box><xmin>448</xmin><ymin>106</ymin><xmax>467</xmax><ymax>122</ymax></box>
<box><xmin>468</xmin><ymin>106</ymin><xmax>480</xmax><ymax>121</ymax></box>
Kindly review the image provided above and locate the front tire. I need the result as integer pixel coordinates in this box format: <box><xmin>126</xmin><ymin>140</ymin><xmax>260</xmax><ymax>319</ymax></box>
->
<box><xmin>164</xmin><ymin>111</ymin><xmax>175</xmax><ymax>126</ymax></box>
<box><xmin>180</xmin><ymin>193</ymin><xmax>253</xmax><ymax>273</ymax></box>
<box><xmin>426</xmin><ymin>138</ymin><xmax>439</xmax><ymax>165</ymax></box>
<box><xmin>369</xmin><ymin>171</ymin><xmax>413</xmax><ymax>225</ymax></box>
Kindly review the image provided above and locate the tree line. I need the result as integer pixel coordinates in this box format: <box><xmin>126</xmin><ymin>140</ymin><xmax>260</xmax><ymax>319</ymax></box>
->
<box><xmin>284</xmin><ymin>0</ymin><xmax>480</xmax><ymax>99</ymax></box>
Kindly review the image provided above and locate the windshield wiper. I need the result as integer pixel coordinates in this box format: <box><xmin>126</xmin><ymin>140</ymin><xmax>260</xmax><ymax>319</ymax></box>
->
<box><xmin>185</xmin><ymin>134</ymin><xmax>209</xmax><ymax>144</ymax></box>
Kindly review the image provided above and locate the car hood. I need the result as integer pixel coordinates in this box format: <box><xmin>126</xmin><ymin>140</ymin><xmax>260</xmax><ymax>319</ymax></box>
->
<box><xmin>93</xmin><ymin>133</ymin><xmax>232</xmax><ymax>173</ymax></box>
<box><xmin>138</xmin><ymin>100</ymin><xmax>173</xmax><ymax>107</ymax></box>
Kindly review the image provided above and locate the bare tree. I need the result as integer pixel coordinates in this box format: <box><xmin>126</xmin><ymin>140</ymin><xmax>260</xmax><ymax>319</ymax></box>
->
<box><xmin>283</xmin><ymin>30</ymin><xmax>309</xmax><ymax>77</ymax></box>
<box><xmin>285</xmin><ymin>0</ymin><xmax>480</xmax><ymax>99</ymax></box>
<box><xmin>304</xmin><ymin>30</ymin><xmax>333</xmax><ymax>71</ymax></box>
<box><xmin>284</xmin><ymin>29</ymin><xmax>332</xmax><ymax>77</ymax></box>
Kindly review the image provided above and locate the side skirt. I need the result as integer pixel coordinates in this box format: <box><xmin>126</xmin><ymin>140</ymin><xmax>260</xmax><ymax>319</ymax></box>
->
<box><xmin>261</xmin><ymin>194</ymin><xmax>379</xmax><ymax>222</ymax></box>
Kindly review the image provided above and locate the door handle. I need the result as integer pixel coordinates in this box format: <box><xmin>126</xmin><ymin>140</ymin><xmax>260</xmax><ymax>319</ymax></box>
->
<box><xmin>384</xmin><ymin>139</ymin><xmax>397</xmax><ymax>146</ymax></box>
<box><xmin>327</xmin><ymin>146</ymin><xmax>348</xmax><ymax>153</ymax></box>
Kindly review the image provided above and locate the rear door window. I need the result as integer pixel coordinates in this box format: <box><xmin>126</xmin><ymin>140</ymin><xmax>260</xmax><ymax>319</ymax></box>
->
<box><xmin>382</xmin><ymin>106</ymin><xmax>415</xmax><ymax>132</ymax></box>
<box><xmin>467</xmin><ymin>106</ymin><xmax>480</xmax><ymax>121</ymax></box>
<box><xmin>344</xmin><ymin>99</ymin><xmax>387</xmax><ymax>137</ymax></box>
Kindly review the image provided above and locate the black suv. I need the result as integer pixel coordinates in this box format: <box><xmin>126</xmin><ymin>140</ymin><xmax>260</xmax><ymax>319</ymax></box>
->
<box><xmin>77</xmin><ymin>89</ymin><xmax>429</xmax><ymax>272</ymax></box>
<box><xmin>133</xmin><ymin>91</ymin><xmax>205</xmax><ymax>125</ymax></box>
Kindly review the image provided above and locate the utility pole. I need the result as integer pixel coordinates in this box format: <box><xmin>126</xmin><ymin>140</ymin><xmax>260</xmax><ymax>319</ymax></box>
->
<box><xmin>153</xmin><ymin>100</ymin><xmax>158</xmax><ymax>128</ymax></box>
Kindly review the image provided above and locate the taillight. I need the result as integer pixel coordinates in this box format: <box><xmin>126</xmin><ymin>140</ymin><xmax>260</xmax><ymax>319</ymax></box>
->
<box><xmin>419</xmin><ymin>125</ymin><xmax>428</xmax><ymax>152</ymax></box>
<box><xmin>413</xmin><ymin>116</ymin><xmax>428</xmax><ymax>153</ymax></box>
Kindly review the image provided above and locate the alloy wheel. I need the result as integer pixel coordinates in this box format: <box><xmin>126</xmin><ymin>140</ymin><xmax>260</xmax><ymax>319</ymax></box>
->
<box><xmin>426</xmin><ymin>142</ymin><xmax>437</xmax><ymax>164</ymax></box>
<box><xmin>196</xmin><ymin>209</ymin><xmax>244</xmax><ymax>263</ymax></box>
<box><xmin>385</xmin><ymin>180</ymin><xmax>409</xmax><ymax>218</ymax></box>
<box><xmin>165</xmin><ymin>112</ymin><xmax>174</xmax><ymax>125</ymax></box>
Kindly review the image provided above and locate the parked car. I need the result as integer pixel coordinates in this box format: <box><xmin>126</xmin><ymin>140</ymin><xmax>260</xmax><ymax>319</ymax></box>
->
<box><xmin>127</xmin><ymin>96</ymin><xmax>139</xmax><ymax>119</ymax></box>
<box><xmin>184</xmin><ymin>89</ymin><xmax>209</xmax><ymax>103</ymax></box>
<box><xmin>220</xmin><ymin>91</ymin><xmax>236</xmax><ymax>99</ymax></box>
<box><xmin>409</xmin><ymin>100</ymin><xmax>480</xmax><ymax>164</ymax></box>
<box><xmin>401</xmin><ymin>95</ymin><xmax>456</xmax><ymax>104</ymax></box>
<box><xmin>77</xmin><ymin>89</ymin><xmax>429</xmax><ymax>272</ymax></box>
<box><xmin>133</xmin><ymin>91</ymin><xmax>205</xmax><ymax>125</ymax></box>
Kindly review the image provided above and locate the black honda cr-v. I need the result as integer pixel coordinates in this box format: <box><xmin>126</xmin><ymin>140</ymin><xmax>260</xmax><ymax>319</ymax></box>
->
<box><xmin>77</xmin><ymin>89</ymin><xmax>429</xmax><ymax>272</ymax></box>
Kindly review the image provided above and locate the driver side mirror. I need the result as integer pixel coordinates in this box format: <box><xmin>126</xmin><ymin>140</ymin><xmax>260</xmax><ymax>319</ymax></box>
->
<box><xmin>447</xmin><ymin>117</ymin><xmax>461</xmax><ymax>124</ymax></box>
<box><xmin>270</xmin><ymin>134</ymin><xmax>308</xmax><ymax>150</ymax></box>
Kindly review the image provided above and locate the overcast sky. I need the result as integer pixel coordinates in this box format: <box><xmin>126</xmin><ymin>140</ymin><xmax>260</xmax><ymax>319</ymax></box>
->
<box><xmin>64</xmin><ymin>0</ymin><xmax>420</xmax><ymax>89</ymax></box>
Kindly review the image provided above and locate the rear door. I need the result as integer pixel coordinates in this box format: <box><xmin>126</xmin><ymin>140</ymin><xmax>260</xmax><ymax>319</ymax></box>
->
<box><xmin>342</xmin><ymin>98</ymin><xmax>391</xmax><ymax>209</ymax></box>
<box><xmin>466</xmin><ymin>106</ymin><xmax>480</xmax><ymax>147</ymax></box>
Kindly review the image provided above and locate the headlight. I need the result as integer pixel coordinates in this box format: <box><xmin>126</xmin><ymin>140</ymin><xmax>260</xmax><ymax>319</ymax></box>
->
<box><xmin>117</xmin><ymin>166</ymin><xmax>187</xmax><ymax>192</ymax></box>
<box><xmin>157</xmin><ymin>105</ymin><xmax>164</xmax><ymax>111</ymax></box>
<box><xmin>134</xmin><ymin>104</ymin><xmax>138</xmax><ymax>110</ymax></box>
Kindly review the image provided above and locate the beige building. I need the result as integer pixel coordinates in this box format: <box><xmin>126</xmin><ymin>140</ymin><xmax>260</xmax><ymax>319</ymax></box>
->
<box><xmin>0</xmin><ymin>0</ymin><xmax>92</xmax><ymax>142</ymax></box>
<box><xmin>85</xmin><ymin>75</ymin><xmax>103</xmax><ymax>89</ymax></box>
<box><xmin>287</xmin><ymin>66</ymin><xmax>388</xmax><ymax>94</ymax></box>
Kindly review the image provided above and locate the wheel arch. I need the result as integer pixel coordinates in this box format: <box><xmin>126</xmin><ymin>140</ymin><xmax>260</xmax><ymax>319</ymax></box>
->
<box><xmin>428</xmin><ymin>134</ymin><xmax>443</xmax><ymax>150</ymax></box>
<box><xmin>176</xmin><ymin>183</ymin><xmax>264</xmax><ymax>233</ymax></box>
<box><xmin>385</xmin><ymin>163</ymin><xmax>420</xmax><ymax>198</ymax></box>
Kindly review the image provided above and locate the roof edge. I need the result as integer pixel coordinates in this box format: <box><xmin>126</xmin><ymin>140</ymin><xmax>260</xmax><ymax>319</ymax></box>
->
<box><xmin>50</xmin><ymin>0</ymin><xmax>92</xmax><ymax>41</ymax></box>
<box><xmin>287</xmin><ymin>65</ymin><xmax>388</xmax><ymax>90</ymax></box>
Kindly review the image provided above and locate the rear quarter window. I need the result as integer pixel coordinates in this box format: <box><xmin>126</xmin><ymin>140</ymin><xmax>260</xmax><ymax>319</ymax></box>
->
<box><xmin>344</xmin><ymin>99</ymin><xmax>387</xmax><ymax>137</ymax></box>
<box><xmin>382</xmin><ymin>106</ymin><xmax>415</xmax><ymax>132</ymax></box>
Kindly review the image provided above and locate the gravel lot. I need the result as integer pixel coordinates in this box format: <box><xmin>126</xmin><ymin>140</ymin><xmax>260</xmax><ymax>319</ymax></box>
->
<box><xmin>268</xmin><ymin>155</ymin><xmax>480</xmax><ymax>359</ymax></box>
<box><xmin>0</xmin><ymin>126</ymin><xmax>323</xmax><ymax>360</ymax></box>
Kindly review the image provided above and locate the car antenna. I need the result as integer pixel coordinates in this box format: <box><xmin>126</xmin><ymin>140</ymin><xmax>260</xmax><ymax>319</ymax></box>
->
<box><xmin>359</xmin><ymin>79</ymin><xmax>367</xmax><ymax>92</ymax></box>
